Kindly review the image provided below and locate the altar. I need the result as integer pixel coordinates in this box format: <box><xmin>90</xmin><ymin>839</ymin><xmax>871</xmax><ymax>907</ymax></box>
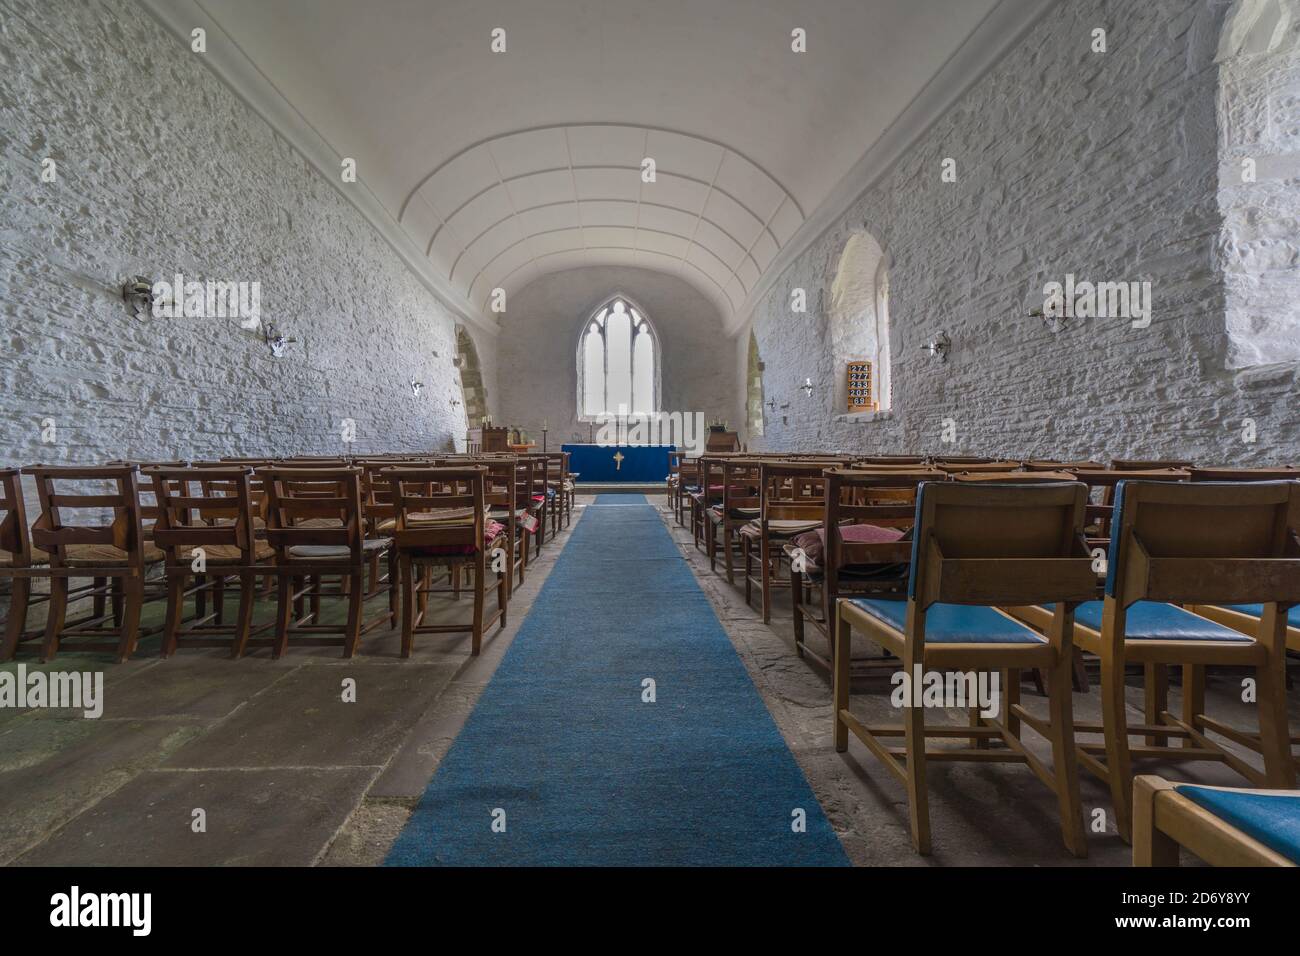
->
<box><xmin>561</xmin><ymin>444</ymin><xmax>675</xmax><ymax>483</ymax></box>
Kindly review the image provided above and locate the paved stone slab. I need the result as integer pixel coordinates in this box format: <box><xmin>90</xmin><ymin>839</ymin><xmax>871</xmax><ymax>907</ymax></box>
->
<box><xmin>15</xmin><ymin>767</ymin><xmax>374</xmax><ymax>866</ymax></box>
<box><xmin>77</xmin><ymin>657</ymin><xmax>294</xmax><ymax>721</ymax></box>
<box><xmin>161</xmin><ymin>663</ymin><xmax>459</xmax><ymax>770</ymax></box>
<box><xmin>0</xmin><ymin>717</ymin><xmax>204</xmax><ymax>864</ymax></box>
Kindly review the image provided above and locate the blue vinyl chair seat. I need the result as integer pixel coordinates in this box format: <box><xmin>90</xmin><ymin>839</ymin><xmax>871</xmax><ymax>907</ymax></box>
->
<box><xmin>1219</xmin><ymin>604</ymin><xmax>1300</xmax><ymax>628</ymax></box>
<box><xmin>1073</xmin><ymin>601</ymin><xmax>1252</xmax><ymax>642</ymax></box>
<box><xmin>845</xmin><ymin>598</ymin><xmax>1046</xmax><ymax>644</ymax></box>
<box><xmin>1175</xmin><ymin>785</ymin><xmax>1300</xmax><ymax>864</ymax></box>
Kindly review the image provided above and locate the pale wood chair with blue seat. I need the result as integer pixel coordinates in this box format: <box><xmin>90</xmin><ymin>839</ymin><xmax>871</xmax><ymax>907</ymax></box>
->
<box><xmin>1134</xmin><ymin>775</ymin><xmax>1299</xmax><ymax>866</ymax></box>
<box><xmin>833</xmin><ymin>480</ymin><xmax>1097</xmax><ymax>856</ymax></box>
<box><xmin>1006</xmin><ymin>479</ymin><xmax>1300</xmax><ymax>842</ymax></box>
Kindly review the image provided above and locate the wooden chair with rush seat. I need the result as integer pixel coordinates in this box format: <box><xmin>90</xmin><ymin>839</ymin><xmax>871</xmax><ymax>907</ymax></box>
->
<box><xmin>790</xmin><ymin>467</ymin><xmax>936</xmax><ymax>672</ymax></box>
<box><xmin>740</xmin><ymin>461</ymin><xmax>829</xmax><ymax>623</ymax></box>
<box><xmin>23</xmin><ymin>464</ymin><xmax>166</xmax><ymax>662</ymax></box>
<box><xmin>833</xmin><ymin>480</ymin><xmax>1097</xmax><ymax>856</ymax></box>
<box><xmin>260</xmin><ymin>466</ymin><xmax>395</xmax><ymax>658</ymax></box>
<box><xmin>148</xmin><ymin>466</ymin><xmax>277</xmax><ymax>657</ymax></box>
<box><xmin>384</xmin><ymin>466</ymin><xmax>507</xmax><ymax>657</ymax></box>
<box><xmin>0</xmin><ymin>468</ymin><xmax>50</xmax><ymax>660</ymax></box>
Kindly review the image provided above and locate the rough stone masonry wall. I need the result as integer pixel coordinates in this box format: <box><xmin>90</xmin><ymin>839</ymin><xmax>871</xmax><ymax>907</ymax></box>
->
<box><xmin>0</xmin><ymin>0</ymin><xmax>488</xmax><ymax>465</ymax></box>
<box><xmin>740</xmin><ymin>0</ymin><xmax>1299</xmax><ymax>463</ymax></box>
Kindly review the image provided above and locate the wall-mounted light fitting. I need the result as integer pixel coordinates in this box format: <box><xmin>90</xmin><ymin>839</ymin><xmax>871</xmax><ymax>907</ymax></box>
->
<box><xmin>920</xmin><ymin>331</ymin><xmax>951</xmax><ymax>363</ymax></box>
<box><xmin>262</xmin><ymin>322</ymin><xmax>297</xmax><ymax>357</ymax></box>
<box><xmin>409</xmin><ymin>378</ymin><xmax>424</xmax><ymax>397</ymax></box>
<box><xmin>121</xmin><ymin>275</ymin><xmax>154</xmax><ymax>318</ymax></box>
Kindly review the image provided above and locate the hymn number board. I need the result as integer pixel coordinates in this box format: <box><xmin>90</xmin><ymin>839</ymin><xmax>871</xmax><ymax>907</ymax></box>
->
<box><xmin>846</xmin><ymin>360</ymin><xmax>875</xmax><ymax>412</ymax></box>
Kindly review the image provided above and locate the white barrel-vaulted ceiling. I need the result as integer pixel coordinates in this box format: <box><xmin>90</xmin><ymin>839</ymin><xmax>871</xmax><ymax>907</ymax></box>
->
<box><xmin>152</xmin><ymin>0</ymin><xmax>1042</xmax><ymax>331</ymax></box>
<box><xmin>401</xmin><ymin>124</ymin><xmax>803</xmax><ymax>319</ymax></box>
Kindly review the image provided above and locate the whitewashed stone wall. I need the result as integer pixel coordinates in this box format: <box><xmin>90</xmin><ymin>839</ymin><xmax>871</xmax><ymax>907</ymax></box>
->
<box><xmin>0</xmin><ymin>0</ymin><xmax>488</xmax><ymax>466</ymax></box>
<box><xmin>1218</xmin><ymin>0</ymin><xmax>1300</xmax><ymax>368</ymax></box>
<box><xmin>741</xmin><ymin>0</ymin><xmax>1299</xmax><ymax>464</ymax></box>
<box><xmin>496</xmin><ymin>265</ymin><xmax>736</xmax><ymax>447</ymax></box>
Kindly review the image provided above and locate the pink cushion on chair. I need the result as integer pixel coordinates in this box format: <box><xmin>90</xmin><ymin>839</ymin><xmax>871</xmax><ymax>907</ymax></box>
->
<box><xmin>790</xmin><ymin>523</ymin><xmax>905</xmax><ymax>568</ymax></box>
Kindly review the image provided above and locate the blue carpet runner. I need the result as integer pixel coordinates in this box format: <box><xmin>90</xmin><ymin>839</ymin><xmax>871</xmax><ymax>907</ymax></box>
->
<box><xmin>385</xmin><ymin>495</ymin><xmax>849</xmax><ymax>866</ymax></box>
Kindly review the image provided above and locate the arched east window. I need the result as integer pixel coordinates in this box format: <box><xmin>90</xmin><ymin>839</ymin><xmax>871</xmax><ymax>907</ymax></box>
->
<box><xmin>578</xmin><ymin>298</ymin><xmax>660</xmax><ymax>417</ymax></box>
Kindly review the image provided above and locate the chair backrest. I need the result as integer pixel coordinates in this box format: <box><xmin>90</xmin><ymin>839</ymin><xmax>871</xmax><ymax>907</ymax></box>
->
<box><xmin>823</xmin><ymin>468</ymin><xmax>942</xmax><ymax>572</ymax></box>
<box><xmin>951</xmin><ymin>470</ymin><xmax>1078</xmax><ymax>484</ymax></box>
<box><xmin>935</xmin><ymin>460</ymin><xmax>1022</xmax><ymax>474</ymax></box>
<box><xmin>1191</xmin><ymin>466</ymin><xmax>1300</xmax><ymax>482</ymax></box>
<box><xmin>1111</xmin><ymin>458</ymin><xmax>1195</xmax><ymax>471</ymax></box>
<box><xmin>1105</xmin><ymin>480</ymin><xmax>1300</xmax><ymax>607</ymax></box>
<box><xmin>1071</xmin><ymin>467</ymin><xmax>1190</xmax><ymax>548</ymax></box>
<box><xmin>25</xmin><ymin>464</ymin><xmax>148</xmax><ymax>568</ymax></box>
<box><xmin>908</xmin><ymin>481</ymin><xmax>1096</xmax><ymax>608</ymax></box>
<box><xmin>759</xmin><ymin>462</ymin><xmax>831</xmax><ymax>525</ymax></box>
<box><xmin>720</xmin><ymin>459</ymin><xmax>761</xmax><ymax>519</ymax></box>
<box><xmin>259</xmin><ymin>467</ymin><xmax>364</xmax><ymax>561</ymax></box>
<box><xmin>384</xmin><ymin>466</ymin><xmax>485</xmax><ymax>553</ymax></box>
<box><xmin>1024</xmin><ymin>459</ymin><xmax>1105</xmax><ymax>471</ymax></box>
<box><xmin>0</xmin><ymin>469</ymin><xmax>34</xmax><ymax>567</ymax></box>
<box><xmin>148</xmin><ymin>467</ymin><xmax>258</xmax><ymax>564</ymax></box>
<box><xmin>857</xmin><ymin>455</ymin><xmax>927</xmax><ymax>466</ymax></box>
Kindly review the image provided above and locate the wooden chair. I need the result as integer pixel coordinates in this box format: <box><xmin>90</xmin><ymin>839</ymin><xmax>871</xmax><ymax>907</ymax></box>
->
<box><xmin>934</xmin><ymin>460</ymin><xmax>1023</xmax><ymax>475</ymax></box>
<box><xmin>0</xmin><ymin>469</ymin><xmax>50</xmax><ymax>660</ymax></box>
<box><xmin>791</xmin><ymin>468</ymin><xmax>938</xmax><ymax>672</ymax></box>
<box><xmin>149</xmin><ymin>466</ymin><xmax>276</xmax><ymax>657</ymax></box>
<box><xmin>1023</xmin><ymin>459</ymin><xmax>1104</xmax><ymax>471</ymax></box>
<box><xmin>544</xmin><ymin>452</ymin><xmax>571</xmax><ymax>533</ymax></box>
<box><xmin>1134</xmin><ymin>775</ymin><xmax>1299</xmax><ymax>866</ymax></box>
<box><xmin>260</xmin><ymin>466</ymin><xmax>394</xmax><ymax>658</ymax></box>
<box><xmin>385</xmin><ymin>466</ymin><xmax>507</xmax><ymax>657</ymax></box>
<box><xmin>675</xmin><ymin>457</ymin><xmax>702</xmax><ymax>526</ymax></box>
<box><xmin>523</xmin><ymin>455</ymin><xmax>551</xmax><ymax>556</ymax></box>
<box><xmin>833</xmin><ymin>480</ymin><xmax>1096</xmax><ymax>856</ymax></box>
<box><xmin>706</xmin><ymin>459</ymin><xmax>761</xmax><ymax>583</ymax></box>
<box><xmin>1006</xmin><ymin>480</ymin><xmax>1300</xmax><ymax>841</ymax></box>
<box><xmin>741</xmin><ymin>461</ymin><xmax>828</xmax><ymax>622</ymax></box>
<box><xmin>1191</xmin><ymin>466</ymin><xmax>1300</xmax><ymax>482</ymax></box>
<box><xmin>26</xmin><ymin>464</ymin><xmax>164</xmax><ymax>662</ymax></box>
<box><xmin>1112</xmin><ymin>458</ymin><xmax>1195</xmax><ymax>471</ymax></box>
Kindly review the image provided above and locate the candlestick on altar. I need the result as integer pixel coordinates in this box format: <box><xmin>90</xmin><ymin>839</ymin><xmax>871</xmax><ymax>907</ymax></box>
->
<box><xmin>542</xmin><ymin>427</ymin><xmax>548</xmax><ymax>452</ymax></box>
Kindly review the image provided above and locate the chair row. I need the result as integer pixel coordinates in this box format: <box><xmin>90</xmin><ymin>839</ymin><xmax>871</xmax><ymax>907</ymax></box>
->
<box><xmin>0</xmin><ymin>452</ymin><xmax>575</xmax><ymax>662</ymax></box>
<box><xmin>668</xmin><ymin>452</ymin><xmax>1298</xmax><ymax>864</ymax></box>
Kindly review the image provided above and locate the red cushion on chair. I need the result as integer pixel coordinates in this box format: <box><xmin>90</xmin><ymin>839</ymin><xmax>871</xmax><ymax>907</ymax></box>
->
<box><xmin>414</xmin><ymin>519</ymin><xmax>507</xmax><ymax>556</ymax></box>
<box><xmin>790</xmin><ymin>523</ymin><xmax>904</xmax><ymax>567</ymax></box>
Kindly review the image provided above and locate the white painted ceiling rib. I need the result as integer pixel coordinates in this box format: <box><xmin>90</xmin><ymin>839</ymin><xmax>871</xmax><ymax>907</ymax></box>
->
<box><xmin>399</xmin><ymin>123</ymin><xmax>804</xmax><ymax>320</ymax></box>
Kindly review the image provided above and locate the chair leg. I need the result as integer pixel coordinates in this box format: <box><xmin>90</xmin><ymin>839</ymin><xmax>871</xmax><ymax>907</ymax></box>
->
<box><xmin>386</xmin><ymin>548</ymin><xmax>399</xmax><ymax>628</ymax></box>
<box><xmin>472</xmin><ymin>555</ymin><xmax>486</xmax><ymax>655</ymax></box>
<box><xmin>42</xmin><ymin>577</ymin><xmax>69</xmax><ymax>661</ymax></box>
<box><xmin>722</xmin><ymin>525</ymin><xmax>735</xmax><ymax>583</ymax></box>
<box><xmin>1144</xmin><ymin>663</ymin><xmax>1169</xmax><ymax>747</ymax></box>
<box><xmin>452</xmin><ymin>564</ymin><xmax>461</xmax><ymax>600</ymax></box>
<box><xmin>400</xmin><ymin>554</ymin><xmax>415</xmax><ymax>659</ymax></box>
<box><xmin>791</xmin><ymin>567</ymin><xmax>805</xmax><ymax>657</ymax></box>
<box><xmin>230</xmin><ymin>572</ymin><xmax>257</xmax><ymax>659</ymax></box>
<box><xmin>903</xmin><ymin>692</ymin><xmax>931</xmax><ymax>855</ymax></box>
<box><xmin>161</xmin><ymin>572</ymin><xmax>187</xmax><ymax>658</ymax></box>
<box><xmin>1133</xmin><ymin>776</ymin><xmax>1180</xmax><ymax>867</ymax></box>
<box><xmin>92</xmin><ymin>576</ymin><xmax>107</xmax><ymax>620</ymax></box>
<box><xmin>760</xmin><ymin>536</ymin><xmax>773</xmax><ymax>624</ymax></box>
<box><xmin>497</xmin><ymin>562</ymin><xmax>508</xmax><ymax>630</ymax></box>
<box><xmin>1180</xmin><ymin>663</ymin><xmax>1204</xmax><ymax>749</ymax></box>
<box><xmin>273</xmin><ymin>575</ymin><xmax>294</xmax><ymax>659</ymax></box>
<box><xmin>114</xmin><ymin>576</ymin><xmax>144</xmax><ymax>663</ymax></box>
<box><xmin>1047</xmin><ymin>652</ymin><xmax>1088</xmax><ymax>857</ymax></box>
<box><xmin>1099</xmin><ymin>652</ymin><xmax>1134</xmax><ymax>842</ymax></box>
<box><xmin>832</xmin><ymin>608</ymin><xmax>851</xmax><ymax>752</ymax></box>
<box><xmin>1256</xmin><ymin>653</ymin><xmax>1297</xmax><ymax>788</ymax></box>
<box><xmin>213</xmin><ymin>575</ymin><xmax>225</xmax><ymax>626</ymax></box>
<box><xmin>1004</xmin><ymin>667</ymin><xmax>1021</xmax><ymax>739</ymax></box>
<box><xmin>341</xmin><ymin>571</ymin><xmax>363</xmax><ymax>658</ymax></box>
<box><xmin>2</xmin><ymin>578</ymin><xmax>31</xmax><ymax>661</ymax></box>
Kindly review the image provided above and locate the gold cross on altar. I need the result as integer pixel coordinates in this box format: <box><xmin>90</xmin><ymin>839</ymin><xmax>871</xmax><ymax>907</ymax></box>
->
<box><xmin>612</xmin><ymin>451</ymin><xmax>625</xmax><ymax>471</ymax></box>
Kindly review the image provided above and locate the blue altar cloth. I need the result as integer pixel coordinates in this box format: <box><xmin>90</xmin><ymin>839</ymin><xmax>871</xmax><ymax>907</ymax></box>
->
<box><xmin>562</xmin><ymin>444</ymin><xmax>675</xmax><ymax>483</ymax></box>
